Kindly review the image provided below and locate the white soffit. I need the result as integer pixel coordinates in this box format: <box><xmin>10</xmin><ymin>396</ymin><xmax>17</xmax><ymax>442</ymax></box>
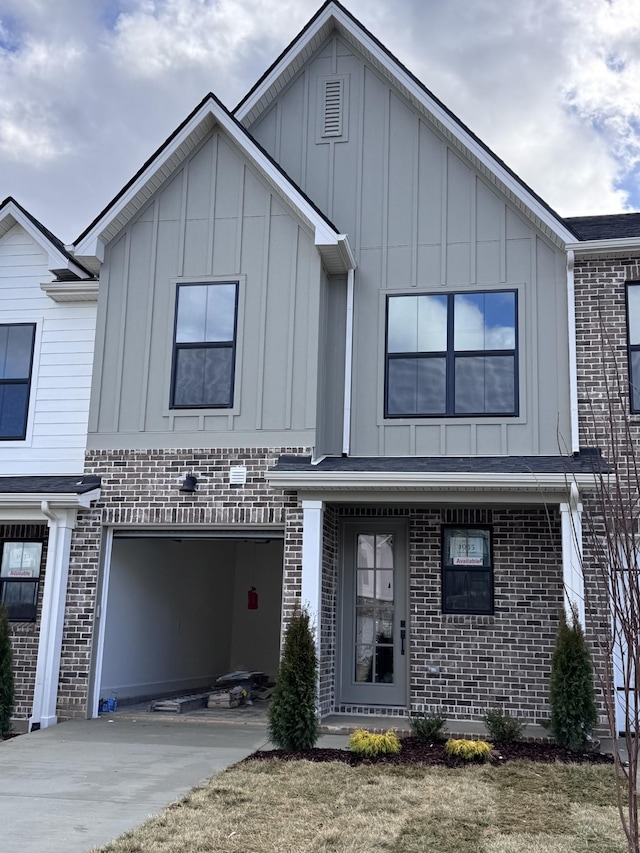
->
<box><xmin>72</xmin><ymin>97</ymin><xmax>355</xmax><ymax>275</ymax></box>
<box><xmin>235</xmin><ymin>2</ymin><xmax>576</xmax><ymax>248</ymax></box>
<box><xmin>266</xmin><ymin>470</ymin><xmax>602</xmax><ymax>493</ymax></box>
<box><xmin>0</xmin><ymin>200</ymin><xmax>93</xmax><ymax>281</ymax></box>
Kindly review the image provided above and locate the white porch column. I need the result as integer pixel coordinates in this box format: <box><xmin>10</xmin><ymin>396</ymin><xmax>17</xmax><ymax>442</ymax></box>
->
<box><xmin>301</xmin><ymin>499</ymin><xmax>324</xmax><ymax>646</ymax></box>
<box><xmin>29</xmin><ymin>504</ymin><xmax>77</xmax><ymax>730</ymax></box>
<box><xmin>560</xmin><ymin>482</ymin><xmax>585</xmax><ymax>627</ymax></box>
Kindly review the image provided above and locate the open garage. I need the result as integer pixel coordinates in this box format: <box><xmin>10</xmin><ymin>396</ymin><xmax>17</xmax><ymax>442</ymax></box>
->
<box><xmin>95</xmin><ymin>532</ymin><xmax>284</xmax><ymax>707</ymax></box>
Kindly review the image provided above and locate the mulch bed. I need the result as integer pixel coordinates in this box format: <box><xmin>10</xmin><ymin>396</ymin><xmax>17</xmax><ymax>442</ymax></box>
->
<box><xmin>247</xmin><ymin>737</ymin><xmax>614</xmax><ymax>767</ymax></box>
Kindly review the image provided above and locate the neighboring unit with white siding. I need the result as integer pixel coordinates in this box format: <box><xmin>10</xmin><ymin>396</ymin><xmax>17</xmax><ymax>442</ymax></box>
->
<box><xmin>0</xmin><ymin>200</ymin><xmax>97</xmax><ymax>475</ymax></box>
<box><xmin>0</xmin><ymin>198</ymin><xmax>101</xmax><ymax>733</ymax></box>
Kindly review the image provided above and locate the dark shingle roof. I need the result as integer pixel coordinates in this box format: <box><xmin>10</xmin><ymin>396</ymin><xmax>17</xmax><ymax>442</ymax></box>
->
<box><xmin>0</xmin><ymin>197</ymin><xmax>95</xmax><ymax>279</ymax></box>
<box><xmin>272</xmin><ymin>449</ymin><xmax>609</xmax><ymax>475</ymax></box>
<box><xmin>564</xmin><ymin>213</ymin><xmax>640</xmax><ymax>241</ymax></box>
<box><xmin>0</xmin><ymin>475</ymin><xmax>101</xmax><ymax>495</ymax></box>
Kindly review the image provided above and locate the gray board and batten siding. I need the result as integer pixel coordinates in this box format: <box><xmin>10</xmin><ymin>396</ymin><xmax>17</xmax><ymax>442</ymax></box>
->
<box><xmin>88</xmin><ymin>128</ymin><xmax>341</xmax><ymax>451</ymax></box>
<box><xmin>248</xmin><ymin>32</ymin><xmax>572</xmax><ymax>457</ymax></box>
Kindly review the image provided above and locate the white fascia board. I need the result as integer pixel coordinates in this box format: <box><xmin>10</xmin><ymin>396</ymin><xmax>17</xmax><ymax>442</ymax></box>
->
<box><xmin>266</xmin><ymin>470</ymin><xmax>600</xmax><ymax>492</ymax></box>
<box><xmin>566</xmin><ymin>237</ymin><xmax>640</xmax><ymax>257</ymax></box>
<box><xmin>73</xmin><ymin>98</ymin><xmax>345</xmax><ymax>266</ymax></box>
<box><xmin>0</xmin><ymin>201</ymin><xmax>90</xmax><ymax>280</ymax></box>
<box><xmin>236</xmin><ymin>4</ymin><xmax>575</xmax><ymax>246</ymax></box>
<box><xmin>0</xmin><ymin>489</ymin><xmax>100</xmax><ymax>512</ymax></box>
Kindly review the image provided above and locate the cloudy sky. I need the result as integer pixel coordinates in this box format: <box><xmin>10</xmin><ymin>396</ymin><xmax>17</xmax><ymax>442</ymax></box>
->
<box><xmin>1</xmin><ymin>0</ymin><xmax>639</xmax><ymax>244</ymax></box>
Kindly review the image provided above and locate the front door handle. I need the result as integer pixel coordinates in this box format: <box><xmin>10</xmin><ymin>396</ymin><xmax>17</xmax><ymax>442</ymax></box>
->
<box><xmin>400</xmin><ymin>628</ymin><xmax>406</xmax><ymax>655</ymax></box>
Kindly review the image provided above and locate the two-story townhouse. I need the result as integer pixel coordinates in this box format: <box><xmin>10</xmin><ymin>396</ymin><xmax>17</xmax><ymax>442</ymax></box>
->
<box><xmin>31</xmin><ymin>0</ymin><xmax>608</xmax><ymax>733</ymax></box>
<box><xmin>562</xmin><ymin>212</ymin><xmax>640</xmax><ymax>735</ymax></box>
<box><xmin>0</xmin><ymin>198</ymin><xmax>100</xmax><ymax>732</ymax></box>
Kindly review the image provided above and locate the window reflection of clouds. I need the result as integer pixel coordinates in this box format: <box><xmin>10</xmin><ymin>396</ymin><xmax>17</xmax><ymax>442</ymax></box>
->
<box><xmin>176</xmin><ymin>284</ymin><xmax>235</xmax><ymax>343</ymax></box>
<box><xmin>388</xmin><ymin>295</ymin><xmax>447</xmax><ymax>353</ymax></box>
<box><xmin>454</xmin><ymin>293</ymin><xmax>515</xmax><ymax>351</ymax></box>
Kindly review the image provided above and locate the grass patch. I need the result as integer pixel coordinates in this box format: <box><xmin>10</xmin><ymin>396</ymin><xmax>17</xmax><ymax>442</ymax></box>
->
<box><xmin>91</xmin><ymin>759</ymin><xmax>626</xmax><ymax>853</ymax></box>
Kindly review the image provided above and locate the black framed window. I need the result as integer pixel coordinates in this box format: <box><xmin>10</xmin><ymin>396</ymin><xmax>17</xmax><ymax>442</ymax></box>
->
<box><xmin>627</xmin><ymin>283</ymin><xmax>640</xmax><ymax>412</ymax></box>
<box><xmin>385</xmin><ymin>291</ymin><xmax>517</xmax><ymax>417</ymax></box>
<box><xmin>0</xmin><ymin>541</ymin><xmax>43</xmax><ymax>621</ymax></box>
<box><xmin>0</xmin><ymin>324</ymin><xmax>35</xmax><ymax>440</ymax></box>
<box><xmin>442</xmin><ymin>526</ymin><xmax>493</xmax><ymax>614</ymax></box>
<box><xmin>170</xmin><ymin>282</ymin><xmax>238</xmax><ymax>408</ymax></box>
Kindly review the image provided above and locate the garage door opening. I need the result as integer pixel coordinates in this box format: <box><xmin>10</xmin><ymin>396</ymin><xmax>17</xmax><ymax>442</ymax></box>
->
<box><xmin>97</xmin><ymin>534</ymin><xmax>283</xmax><ymax>707</ymax></box>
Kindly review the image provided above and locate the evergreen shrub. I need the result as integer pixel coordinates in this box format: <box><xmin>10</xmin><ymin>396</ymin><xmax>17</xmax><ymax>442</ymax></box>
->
<box><xmin>268</xmin><ymin>609</ymin><xmax>319</xmax><ymax>751</ymax></box>
<box><xmin>349</xmin><ymin>729</ymin><xmax>401</xmax><ymax>757</ymax></box>
<box><xmin>483</xmin><ymin>707</ymin><xmax>524</xmax><ymax>744</ymax></box>
<box><xmin>549</xmin><ymin>605</ymin><xmax>597</xmax><ymax>752</ymax></box>
<box><xmin>0</xmin><ymin>604</ymin><xmax>14</xmax><ymax>739</ymax></box>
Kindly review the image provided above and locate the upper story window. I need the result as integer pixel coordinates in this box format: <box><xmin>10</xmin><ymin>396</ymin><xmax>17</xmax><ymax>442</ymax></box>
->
<box><xmin>442</xmin><ymin>526</ymin><xmax>493</xmax><ymax>615</ymax></box>
<box><xmin>385</xmin><ymin>291</ymin><xmax>517</xmax><ymax>418</ymax></box>
<box><xmin>170</xmin><ymin>282</ymin><xmax>238</xmax><ymax>409</ymax></box>
<box><xmin>627</xmin><ymin>283</ymin><xmax>640</xmax><ymax>412</ymax></box>
<box><xmin>0</xmin><ymin>541</ymin><xmax>43</xmax><ymax>621</ymax></box>
<box><xmin>0</xmin><ymin>324</ymin><xmax>35</xmax><ymax>440</ymax></box>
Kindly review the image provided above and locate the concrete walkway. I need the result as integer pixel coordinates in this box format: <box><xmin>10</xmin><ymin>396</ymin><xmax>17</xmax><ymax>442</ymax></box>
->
<box><xmin>0</xmin><ymin>716</ymin><xmax>271</xmax><ymax>853</ymax></box>
<box><xmin>0</xmin><ymin>713</ymin><xmax>623</xmax><ymax>853</ymax></box>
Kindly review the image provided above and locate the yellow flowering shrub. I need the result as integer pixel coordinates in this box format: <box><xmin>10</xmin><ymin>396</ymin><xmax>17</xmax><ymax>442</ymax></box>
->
<box><xmin>348</xmin><ymin>729</ymin><xmax>401</xmax><ymax>757</ymax></box>
<box><xmin>444</xmin><ymin>738</ymin><xmax>492</xmax><ymax>762</ymax></box>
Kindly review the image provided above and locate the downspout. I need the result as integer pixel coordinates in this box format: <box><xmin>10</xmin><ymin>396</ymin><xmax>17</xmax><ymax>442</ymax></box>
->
<box><xmin>567</xmin><ymin>249</ymin><xmax>580</xmax><ymax>454</ymax></box>
<box><xmin>342</xmin><ymin>267</ymin><xmax>355</xmax><ymax>456</ymax></box>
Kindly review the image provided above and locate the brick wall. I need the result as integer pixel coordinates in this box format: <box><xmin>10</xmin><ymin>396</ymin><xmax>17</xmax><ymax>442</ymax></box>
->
<box><xmin>3</xmin><ymin>524</ymin><xmax>48</xmax><ymax>722</ymax></box>
<box><xmin>57</xmin><ymin>446</ymin><xmax>308</xmax><ymax>720</ymax></box>
<box><xmin>329</xmin><ymin>505</ymin><xmax>564</xmax><ymax>724</ymax></box>
<box><xmin>573</xmin><ymin>253</ymin><xmax>640</xmax><ymax>731</ymax></box>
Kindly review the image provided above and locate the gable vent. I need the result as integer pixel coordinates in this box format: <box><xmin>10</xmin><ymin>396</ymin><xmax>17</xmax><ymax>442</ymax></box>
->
<box><xmin>317</xmin><ymin>76</ymin><xmax>349</xmax><ymax>143</ymax></box>
<box><xmin>323</xmin><ymin>79</ymin><xmax>343</xmax><ymax>137</ymax></box>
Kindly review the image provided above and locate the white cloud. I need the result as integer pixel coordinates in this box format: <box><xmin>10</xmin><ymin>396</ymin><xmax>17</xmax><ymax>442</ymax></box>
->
<box><xmin>0</xmin><ymin>0</ymin><xmax>639</xmax><ymax>239</ymax></box>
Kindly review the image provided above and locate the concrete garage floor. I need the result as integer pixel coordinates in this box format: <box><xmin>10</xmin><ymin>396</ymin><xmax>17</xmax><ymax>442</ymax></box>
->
<box><xmin>0</xmin><ymin>717</ymin><xmax>271</xmax><ymax>853</ymax></box>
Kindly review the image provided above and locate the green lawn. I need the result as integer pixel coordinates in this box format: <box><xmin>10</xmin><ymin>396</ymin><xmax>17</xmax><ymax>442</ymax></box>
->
<box><xmin>92</xmin><ymin>758</ymin><xmax>627</xmax><ymax>853</ymax></box>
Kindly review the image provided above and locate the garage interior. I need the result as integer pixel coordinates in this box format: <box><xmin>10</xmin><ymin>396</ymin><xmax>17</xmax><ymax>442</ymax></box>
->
<box><xmin>98</xmin><ymin>534</ymin><xmax>284</xmax><ymax>705</ymax></box>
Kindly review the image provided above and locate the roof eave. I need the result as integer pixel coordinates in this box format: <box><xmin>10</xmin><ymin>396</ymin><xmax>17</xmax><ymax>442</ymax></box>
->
<box><xmin>566</xmin><ymin>237</ymin><xmax>640</xmax><ymax>259</ymax></box>
<box><xmin>71</xmin><ymin>96</ymin><xmax>346</xmax><ymax>270</ymax></box>
<box><xmin>0</xmin><ymin>199</ymin><xmax>94</xmax><ymax>281</ymax></box>
<box><xmin>265</xmin><ymin>470</ymin><xmax>601</xmax><ymax>491</ymax></box>
<box><xmin>234</xmin><ymin>2</ymin><xmax>576</xmax><ymax>247</ymax></box>
<box><xmin>0</xmin><ymin>488</ymin><xmax>101</xmax><ymax>510</ymax></box>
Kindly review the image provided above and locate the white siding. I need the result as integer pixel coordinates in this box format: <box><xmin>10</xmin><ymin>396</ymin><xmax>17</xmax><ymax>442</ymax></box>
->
<box><xmin>0</xmin><ymin>224</ymin><xmax>96</xmax><ymax>474</ymax></box>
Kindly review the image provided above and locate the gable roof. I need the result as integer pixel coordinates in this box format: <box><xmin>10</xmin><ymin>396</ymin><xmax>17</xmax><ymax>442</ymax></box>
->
<box><xmin>234</xmin><ymin>0</ymin><xmax>579</xmax><ymax>247</ymax></box>
<box><xmin>0</xmin><ymin>197</ymin><xmax>94</xmax><ymax>281</ymax></box>
<box><xmin>71</xmin><ymin>91</ymin><xmax>355</xmax><ymax>276</ymax></box>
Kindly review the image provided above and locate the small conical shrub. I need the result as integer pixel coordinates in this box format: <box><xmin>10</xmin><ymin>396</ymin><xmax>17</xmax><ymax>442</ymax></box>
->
<box><xmin>549</xmin><ymin>604</ymin><xmax>597</xmax><ymax>751</ymax></box>
<box><xmin>268</xmin><ymin>609</ymin><xmax>319</xmax><ymax>751</ymax></box>
<box><xmin>0</xmin><ymin>604</ymin><xmax>14</xmax><ymax>739</ymax></box>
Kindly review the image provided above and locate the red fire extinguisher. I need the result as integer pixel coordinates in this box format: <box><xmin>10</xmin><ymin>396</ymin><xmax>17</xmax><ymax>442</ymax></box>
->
<box><xmin>248</xmin><ymin>586</ymin><xmax>258</xmax><ymax>610</ymax></box>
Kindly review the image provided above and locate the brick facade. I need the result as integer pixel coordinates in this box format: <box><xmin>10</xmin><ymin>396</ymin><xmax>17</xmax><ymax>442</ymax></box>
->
<box><xmin>322</xmin><ymin>504</ymin><xmax>565</xmax><ymax>725</ymax></box>
<box><xmin>4</xmin><ymin>524</ymin><xmax>49</xmax><ymax>722</ymax></box>
<box><xmin>56</xmin><ymin>446</ymin><xmax>308</xmax><ymax>720</ymax></box>
<box><xmin>573</xmin><ymin>252</ymin><xmax>640</xmax><ymax>730</ymax></box>
<box><xmin>52</xmin><ymin>443</ymin><xmax>600</xmax><ymax>728</ymax></box>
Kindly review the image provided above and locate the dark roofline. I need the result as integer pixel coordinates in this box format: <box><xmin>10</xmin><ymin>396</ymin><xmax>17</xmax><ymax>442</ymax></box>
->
<box><xmin>234</xmin><ymin>0</ymin><xmax>581</xmax><ymax>242</ymax></box>
<box><xmin>564</xmin><ymin>212</ymin><xmax>640</xmax><ymax>241</ymax></box>
<box><xmin>0</xmin><ymin>196</ymin><xmax>96</xmax><ymax>278</ymax></box>
<box><xmin>0</xmin><ymin>474</ymin><xmax>101</xmax><ymax>495</ymax></box>
<box><xmin>73</xmin><ymin>91</ymin><xmax>341</xmax><ymax>249</ymax></box>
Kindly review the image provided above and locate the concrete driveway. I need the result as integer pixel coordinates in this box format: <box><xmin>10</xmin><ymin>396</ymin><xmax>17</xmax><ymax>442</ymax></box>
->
<box><xmin>0</xmin><ymin>716</ymin><xmax>269</xmax><ymax>853</ymax></box>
